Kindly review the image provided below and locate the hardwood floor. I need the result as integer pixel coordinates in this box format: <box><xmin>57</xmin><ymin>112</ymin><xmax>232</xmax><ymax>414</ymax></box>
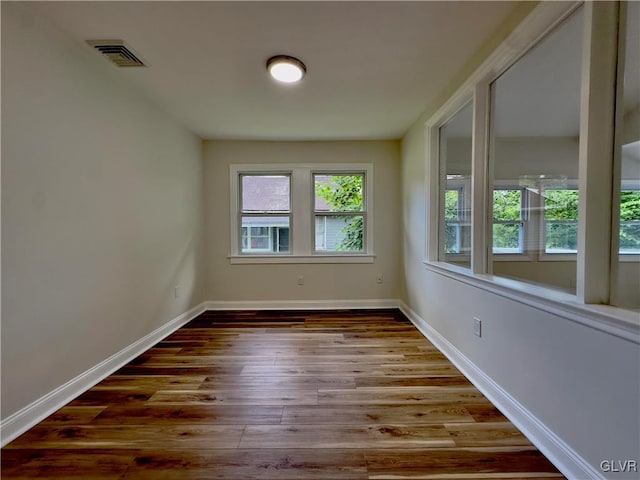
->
<box><xmin>1</xmin><ymin>309</ymin><xmax>564</xmax><ymax>479</ymax></box>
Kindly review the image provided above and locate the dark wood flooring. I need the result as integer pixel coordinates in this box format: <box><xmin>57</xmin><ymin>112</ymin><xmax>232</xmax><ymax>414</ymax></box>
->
<box><xmin>1</xmin><ymin>309</ymin><xmax>564</xmax><ymax>479</ymax></box>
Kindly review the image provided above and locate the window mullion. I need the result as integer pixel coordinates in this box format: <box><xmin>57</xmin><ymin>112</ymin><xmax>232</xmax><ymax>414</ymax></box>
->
<box><xmin>292</xmin><ymin>168</ymin><xmax>311</xmax><ymax>256</ymax></box>
<box><xmin>472</xmin><ymin>81</ymin><xmax>490</xmax><ymax>274</ymax></box>
<box><xmin>576</xmin><ymin>1</ymin><xmax>618</xmax><ymax>303</ymax></box>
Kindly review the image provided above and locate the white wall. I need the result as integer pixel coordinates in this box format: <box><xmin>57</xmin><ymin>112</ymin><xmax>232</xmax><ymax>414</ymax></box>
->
<box><xmin>203</xmin><ymin>140</ymin><xmax>403</xmax><ymax>303</ymax></box>
<box><xmin>401</xmin><ymin>57</ymin><xmax>640</xmax><ymax>480</ymax></box>
<box><xmin>1</xmin><ymin>3</ymin><xmax>206</xmax><ymax>419</ymax></box>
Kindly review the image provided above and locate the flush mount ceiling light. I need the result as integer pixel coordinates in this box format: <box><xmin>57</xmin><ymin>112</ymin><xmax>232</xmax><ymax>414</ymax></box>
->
<box><xmin>266</xmin><ymin>55</ymin><xmax>306</xmax><ymax>84</ymax></box>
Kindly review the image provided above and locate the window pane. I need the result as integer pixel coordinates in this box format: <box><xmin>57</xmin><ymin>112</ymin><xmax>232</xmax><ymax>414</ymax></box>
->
<box><xmin>493</xmin><ymin>190</ymin><xmax>523</xmax><ymax>254</ymax></box>
<box><xmin>241</xmin><ymin>216</ymin><xmax>290</xmax><ymax>253</ymax></box>
<box><xmin>314</xmin><ymin>175</ymin><xmax>364</xmax><ymax>212</ymax></box>
<box><xmin>545</xmin><ymin>222</ymin><xmax>578</xmax><ymax>253</ymax></box>
<box><xmin>493</xmin><ymin>190</ymin><xmax>521</xmax><ymax>221</ymax></box>
<box><xmin>612</xmin><ymin>1</ymin><xmax>640</xmax><ymax>310</ymax></box>
<box><xmin>444</xmin><ymin>189</ymin><xmax>465</xmax><ymax>254</ymax></box>
<box><xmin>315</xmin><ymin>215</ymin><xmax>363</xmax><ymax>252</ymax></box>
<box><xmin>439</xmin><ymin>100</ymin><xmax>473</xmax><ymax>267</ymax></box>
<box><xmin>493</xmin><ymin>224</ymin><xmax>522</xmax><ymax>253</ymax></box>
<box><xmin>445</xmin><ymin>190</ymin><xmax>460</xmax><ymax>220</ymax></box>
<box><xmin>315</xmin><ymin>216</ymin><xmax>327</xmax><ymax>251</ymax></box>
<box><xmin>544</xmin><ymin>190</ymin><xmax>578</xmax><ymax>221</ymax></box>
<box><xmin>490</xmin><ymin>7</ymin><xmax>582</xmax><ymax>292</ymax></box>
<box><xmin>620</xmin><ymin>191</ymin><xmax>640</xmax><ymax>253</ymax></box>
<box><xmin>242</xmin><ymin>175</ymin><xmax>290</xmax><ymax>212</ymax></box>
<box><xmin>543</xmin><ymin>189</ymin><xmax>578</xmax><ymax>253</ymax></box>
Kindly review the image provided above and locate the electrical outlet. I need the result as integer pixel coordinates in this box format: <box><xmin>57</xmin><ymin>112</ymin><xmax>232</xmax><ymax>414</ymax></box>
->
<box><xmin>473</xmin><ymin>317</ymin><xmax>482</xmax><ymax>338</ymax></box>
<box><xmin>297</xmin><ymin>275</ymin><xmax>304</xmax><ymax>286</ymax></box>
<box><xmin>376</xmin><ymin>274</ymin><xmax>384</xmax><ymax>284</ymax></box>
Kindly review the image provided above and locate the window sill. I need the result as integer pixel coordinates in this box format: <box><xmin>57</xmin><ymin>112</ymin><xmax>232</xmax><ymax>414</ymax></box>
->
<box><xmin>422</xmin><ymin>260</ymin><xmax>640</xmax><ymax>344</ymax></box>
<box><xmin>229</xmin><ymin>254</ymin><xmax>375</xmax><ymax>264</ymax></box>
<box><xmin>619</xmin><ymin>254</ymin><xmax>640</xmax><ymax>263</ymax></box>
<box><xmin>493</xmin><ymin>253</ymin><xmax>533</xmax><ymax>262</ymax></box>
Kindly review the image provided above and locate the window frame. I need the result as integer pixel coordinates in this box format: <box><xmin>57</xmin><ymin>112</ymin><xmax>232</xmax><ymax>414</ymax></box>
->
<box><xmin>230</xmin><ymin>163</ymin><xmax>374</xmax><ymax>264</ymax></box>
<box><xmin>238</xmin><ymin>172</ymin><xmax>292</xmax><ymax>256</ymax></box>
<box><xmin>312</xmin><ymin>172</ymin><xmax>367</xmax><ymax>255</ymax></box>
<box><xmin>442</xmin><ymin>176</ymin><xmax>472</xmax><ymax>263</ymax></box>
<box><xmin>491</xmin><ymin>184</ymin><xmax>532</xmax><ymax>261</ymax></box>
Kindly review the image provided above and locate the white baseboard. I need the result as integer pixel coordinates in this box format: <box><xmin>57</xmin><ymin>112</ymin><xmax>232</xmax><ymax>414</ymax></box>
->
<box><xmin>397</xmin><ymin>301</ymin><xmax>602</xmax><ymax>480</ymax></box>
<box><xmin>0</xmin><ymin>302</ymin><xmax>208</xmax><ymax>447</ymax></box>
<box><xmin>205</xmin><ymin>299</ymin><xmax>401</xmax><ymax>311</ymax></box>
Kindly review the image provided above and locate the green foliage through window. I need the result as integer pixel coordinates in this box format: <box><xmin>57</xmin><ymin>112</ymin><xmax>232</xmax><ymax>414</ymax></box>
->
<box><xmin>620</xmin><ymin>191</ymin><xmax>640</xmax><ymax>252</ymax></box>
<box><xmin>493</xmin><ymin>189</ymin><xmax>522</xmax><ymax>253</ymax></box>
<box><xmin>544</xmin><ymin>190</ymin><xmax>578</xmax><ymax>252</ymax></box>
<box><xmin>315</xmin><ymin>175</ymin><xmax>364</xmax><ymax>251</ymax></box>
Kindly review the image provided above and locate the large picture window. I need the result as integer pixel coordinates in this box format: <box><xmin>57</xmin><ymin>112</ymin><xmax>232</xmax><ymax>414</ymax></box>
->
<box><xmin>425</xmin><ymin>2</ymin><xmax>638</xmax><ymax>332</ymax></box>
<box><xmin>489</xmin><ymin>6</ymin><xmax>583</xmax><ymax>290</ymax></box>
<box><xmin>438</xmin><ymin>100</ymin><xmax>473</xmax><ymax>268</ymax></box>
<box><xmin>611</xmin><ymin>1</ymin><xmax>640</xmax><ymax>310</ymax></box>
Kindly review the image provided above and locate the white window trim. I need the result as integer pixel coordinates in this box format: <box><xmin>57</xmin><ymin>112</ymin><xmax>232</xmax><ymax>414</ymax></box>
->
<box><xmin>230</xmin><ymin>163</ymin><xmax>374</xmax><ymax>264</ymax></box>
<box><xmin>423</xmin><ymin>1</ymin><xmax>640</xmax><ymax>342</ymax></box>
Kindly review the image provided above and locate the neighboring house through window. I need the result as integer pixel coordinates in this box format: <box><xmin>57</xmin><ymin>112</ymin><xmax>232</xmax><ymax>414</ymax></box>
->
<box><xmin>240</xmin><ymin>174</ymin><xmax>291</xmax><ymax>254</ymax></box>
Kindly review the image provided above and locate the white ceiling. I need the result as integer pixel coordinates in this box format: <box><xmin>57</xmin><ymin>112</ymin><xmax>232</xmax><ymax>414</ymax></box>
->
<box><xmin>445</xmin><ymin>6</ymin><xmax>584</xmax><ymax>138</ymax></box>
<box><xmin>28</xmin><ymin>1</ymin><xmax>521</xmax><ymax>141</ymax></box>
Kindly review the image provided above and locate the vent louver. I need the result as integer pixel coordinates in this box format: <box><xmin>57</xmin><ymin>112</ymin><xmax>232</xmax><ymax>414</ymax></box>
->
<box><xmin>86</xmin><ymin>40</ymin><xmax>145</xmax><ymax>67</ymax></box>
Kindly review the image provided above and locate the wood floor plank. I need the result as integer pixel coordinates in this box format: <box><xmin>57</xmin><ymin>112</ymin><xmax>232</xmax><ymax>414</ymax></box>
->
<box><xmin>5</xmin><ymin>425</ymin><xmax>246</xmax><ymax>449</ymax></box>
<box><xmin>0</xmin><ymin>309</ymin><xmax>564</xmax><ymax>479</ymax></box>
<box><xmin>92</xmin><ymin>375</ymin><xmax>207</xmax><ymax>391</ymax></box>
<box><xmin>91</xmin><ymin>405</ymin><xmax>283</xmax><ymax>425</ymax></box>
<box><xmin>148</xmin><ymin>388</ymin><xmax>319</xmax><ymax>406</ymax></box>
<box><xmin>275</xmin><ymin>354</ymin><xmax>408</xmax><ymax>365</ymax></box>
<box><xmin>281</xmin><ymin>404</ymin><xmax>475</xmax><ymax>424</ymax></box>
<box><xmin>444</xmin><ymin>422</ymin><xmax>534</xmax><ymax>447</ymax></box>
<box><xmin>120</xmin><ymin>449</ymin><xmax>369</xmax><ymax>480</ymax></box>
<box><xmin>354</xmin><ymin>376</ymin><xmax>472</xmax><ymax>387</ymax></box>
<box><xmin>318</xmin><ymin>386</ymin><xmax>489</xmax><ymax>405</ymax></box>
<box><xmin>38</xmin><ymin>406</ymin><xmax>107</xmax><ymax>425</ymax></box>
<box><xmin>241</xmin><ymin>364</ymin><xmax>387</xmax><ymax>376</ymax></box>
<box><xmin>0</xmin><ymin>449</ymin><xmax>135</xmax><ymax>479</ymax></box>
<box><xmin>141</xmin><ymin>355</ymin><xmax>277</xmax><ymax>366</ymax></box>
<box><xmin>199</xmin><ymin>375</ymin><xmax>357</xmax><ymax>389</ymax></box>
<box><xmin>364</xmin><ymin>448</ymin><xmax>562</xmax><ymax>478</ymax></box>
<box><xmin>239</xmin><ymin>424</ymin><xmax>456</xmax><ymax>449</ymax></box>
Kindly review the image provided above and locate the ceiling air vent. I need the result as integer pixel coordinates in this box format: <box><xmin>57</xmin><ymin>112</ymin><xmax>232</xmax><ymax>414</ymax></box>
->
<box><xmin>86</xmin><ymin>40</ymin><xmax>146</xmax><ymax>67</ymax></box>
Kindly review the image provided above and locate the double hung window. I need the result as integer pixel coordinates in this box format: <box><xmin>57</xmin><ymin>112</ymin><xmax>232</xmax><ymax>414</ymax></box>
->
<box><xmin>492</xmin><ymin>188</ymin><xmax>525</xmax><ymax>255</ymax></box>
<box><xmin>230</xmin><ymin>164</ymin><xmax>373</xmax><ymax>263</ymax></box>
<box><xmin>313</xmin><ymin>174</ymin><xmax>365</xmax><ymax>253</ymax></box>
<box><xmin>240</xmin><ymin>174</ymin><xmax>290</xmax><ymax>254</ymax></box>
